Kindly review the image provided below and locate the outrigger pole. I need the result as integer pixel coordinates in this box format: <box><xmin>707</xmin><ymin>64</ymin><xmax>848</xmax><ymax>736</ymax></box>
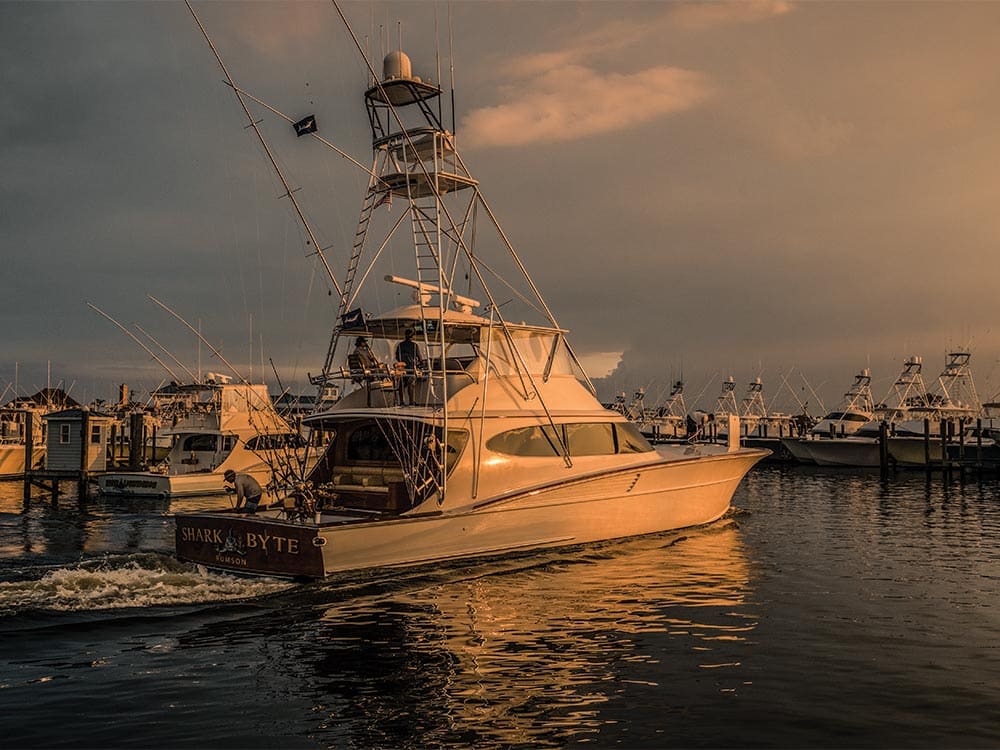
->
<box><xmin>184</xmin><ymin>0</ymin><xmax>342</xmax><ymax>298</ymax></box>
<box><xmin>86</xmin><ymin>302</ymin><xmax>184</xmax><ymax>383</ymax></box>
<box><xmin>220</xmin><ymin>81</ymin><xmax>391</xmax><ymax>190</ymax></box>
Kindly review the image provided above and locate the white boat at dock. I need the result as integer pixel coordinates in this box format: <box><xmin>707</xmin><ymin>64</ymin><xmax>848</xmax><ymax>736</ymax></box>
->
<box><xmin>98</xmin><ymin>375</ymin><xmax>306</xmax><ymax>498</ymax></box>
<box><xmin>0</xmin><ymin>388</ymin><xmax>77</xmax><ymax>478</ymax></box>
<box><xmin>637</xmin><ymin>381</ymin><xmax>689</xmax><ymax>442</ymax></box>
<box><xmin>884</xmin><ymin>351</ymin><xmax>981</xmax><ymax>466</ymax></box>
<box><xmin>172</xmin><ymin>23</ymin><xmax>766</xmax><ymax>578</ymax></box>
<box><xmin>803</xmin><ymin>356</ymin><xmax>928</xmax><ymax>467</ymax></box>
<box><xmin>781</xmin><ymin>368</ymin><xmax>875</xmax><ymax>464</ymax></box>
<box><xmin>708</xmin><ymin>376</ymin><xmax>796</xmax><ymax>452</ymax></box>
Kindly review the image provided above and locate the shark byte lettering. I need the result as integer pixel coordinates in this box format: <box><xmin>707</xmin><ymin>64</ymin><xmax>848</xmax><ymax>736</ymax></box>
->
<box><xmin>179</xmin><ymin>526</ymin><xmax>301</xmax><ymax>555</ymax></box>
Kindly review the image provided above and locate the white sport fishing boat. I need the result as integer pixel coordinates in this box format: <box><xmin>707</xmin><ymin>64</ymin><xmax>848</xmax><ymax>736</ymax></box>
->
<box><xmin>0</xmin><ymin>407</ymin><xmax>44</xmax><ymax>477</ymax></box>
<box><xmin>637</xmin><ymin>381</ymin><xmax>688</xmax><ymax>442</ymax></box>
<box><xmin>0</xmin><ymin>388</ymin><xmax>76</xmax><ymax>477</ymax></box>
<box><xmin>781</xmin><ymin>368</ymin><xmax>875</xmax><ymax>464</ymax></box>
<box><xmin>98</xmin><ymin>375</ymin><xmax>305</xmax><ymax>498</ymax></box>
<box><xmin>884</xmin><ymin>350</ymin><xmax>980</xmax><ymax>466</ymax></box>
<box><xmin>803</xmin><ymin>356</ymin><xmax>928</xmax><ymax>467</ymax></box>
<box><xmin>174</xmin><ymin>14</ymin><xmax>766</xmax><ymax>578</ymax></box>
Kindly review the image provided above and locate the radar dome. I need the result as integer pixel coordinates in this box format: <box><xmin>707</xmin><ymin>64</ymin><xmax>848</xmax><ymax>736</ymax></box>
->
<box><xmin>383</xmin><ymin>50</ymin><xmax>413</xmax><ymax>81</ymax></box>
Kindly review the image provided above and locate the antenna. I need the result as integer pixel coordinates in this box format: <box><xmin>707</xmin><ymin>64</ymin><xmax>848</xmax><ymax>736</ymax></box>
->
<box><xmin>435</xmin><ymin>6</ymin><xmax>443</xmax><ymax>125</ymax></box>
<box><xmin>448</xmin><ymin>0</ymin><xmax>456</xmax><ymax>135</ymax></box>
<box><xmin>87</xmin><ymin>302</ymin><xmax>183</xmax><ymax>382</ymax></box>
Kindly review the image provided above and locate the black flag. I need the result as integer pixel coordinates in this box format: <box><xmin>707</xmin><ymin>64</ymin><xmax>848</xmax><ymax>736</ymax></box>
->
<box><xmin>341</xmin><ymin>307</ymin><xmax>364</xmax><ymax>328</ymax></box>
<box><xmin>293</xmin><ymin>115</ymin><xmax>318</xmax><ymax>137</ymax></box>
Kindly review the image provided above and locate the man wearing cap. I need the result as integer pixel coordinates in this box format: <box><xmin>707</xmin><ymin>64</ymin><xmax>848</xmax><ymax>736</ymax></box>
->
<box><xmin>394</xmin><ymin>329</ymin><xmax>424</xmax><ymax>406</ymax></box>
<box><xmin>353</xmin><ymin>336</ymin><xmax>380</xmax><ymax>370</ymax></box>
<box><xmin>224</xmin><ymin>469</ymin><xmax>263</xmax><ymax>514</ymax></box>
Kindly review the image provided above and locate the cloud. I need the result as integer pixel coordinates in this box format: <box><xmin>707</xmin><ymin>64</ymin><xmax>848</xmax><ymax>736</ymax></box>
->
<box><xmin>458</xmin><ymin>0</ymin><xmax>793</xmax><ymax>150</ymax></box>
<box><xmin>669</xmin><ymin>0</ymin><xmax>793</xmax><ymax>30</ymax></box>
<box><xmin>461</xmin><ymin>64</ymin><xmax>711</xmax><ymax>148</ymax></box>
<box><xmin>220</xmin><ymin>3</ymin><xmax>333</xmax><ymax>57</ymax></box>
<box><xmin>503</xmin><ymin>18</ymin><xmax>653</xmax><ymax>78</ymax></box>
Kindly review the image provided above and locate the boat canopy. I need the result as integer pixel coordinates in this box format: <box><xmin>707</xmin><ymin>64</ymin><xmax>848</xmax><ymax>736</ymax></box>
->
<box><xmin>338</xmin><ymin>303</ymin><xmax>582</xmax><ymax>379</ymax></box>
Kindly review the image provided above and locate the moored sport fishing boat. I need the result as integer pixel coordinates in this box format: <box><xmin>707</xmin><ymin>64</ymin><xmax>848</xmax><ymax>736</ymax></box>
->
<box><xmin>884</xmin><ymin>350</ymin><xmax>980</xmax><ymax>466</ymax></box>
<box><xmin>780</xmin><ymin>368</ymin><xmax>875</xmax><ymax>464</ymax></box>
<box><xmin>802</xmin><ymin>356</ymin><xmax>928</xmax><ymax>467</ymax></box>
<box><xmin>98</xmin><ymin>376</ymin><xmax>306</xmax><ymax>499</ymax></box>
<box><xmin>174</xmin><ymin>6</ymin><xmax>767</xmax><ymax>578</ymax></box>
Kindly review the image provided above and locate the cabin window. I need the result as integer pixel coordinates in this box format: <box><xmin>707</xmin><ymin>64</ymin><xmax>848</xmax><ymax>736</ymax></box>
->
<box><xmin>487</xmin><ymin>421</ymin><xmax>654</xmax><ymax>457</ymax></box>
<box><xmin>90</xmin><ymin>425</ymin><xmax>102</xmax><ymax>444</ymax></box>
<box><xmin>486</xmin><ymin>425</ymin><xmax>561</xmax><ymax>457</ymax></box>
<box><xmin>246</xmin><ymin>434</ymin><xmax>305</xmax><ymax>451</ymax></box>
<box><xmin>59</xmin><ymin>424</ymin><xmax>71</xmax><ymax>444</ymax></box>
<box><xmin>182</xmin><ymin>434</ymin><xmax>218</xmax><ymax>452</ymax></box>
<box><xmin>565</xmin><ymin>423</ymin><xmax>615</xmax><ymax>456</ymax></box>
<box><xmin>614</xmin><ymin>423</ymin><xmax>654</xmax><ymax>453</ymax></box>
<box><xmin>346</xmin><ymin>423</ymin><xmax>398</xmax><ymax>463</ymax></box>
<box><xmin>445</xmin><ymin>429</ymin><xmax>470</xmax><ymax>471</ymax></box>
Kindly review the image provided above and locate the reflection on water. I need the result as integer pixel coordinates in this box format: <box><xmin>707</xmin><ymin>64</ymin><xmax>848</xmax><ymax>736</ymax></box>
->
<box><xmin>245</xmin><ymin>523</ymin><xmax>751</xmax><ymax>748</ymax></box>
<box><xmin>0</xmin><ymin>480</ymin><xmax>228</xmax><ymax>567</ymax></box>
<box><xmin>1</xmin><ymin>467</ymin><xmax>1000</xmax><ymax>747</ymax></box>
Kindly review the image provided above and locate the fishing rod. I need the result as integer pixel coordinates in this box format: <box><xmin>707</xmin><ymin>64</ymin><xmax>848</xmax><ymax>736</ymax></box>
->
<box><xmin>87</xmin><ymin>302</ymin><xmax>183</xmax><ymax>382</ymax></box>
<box><xmin>147</xmin><ymin>295</ymin><xmax>247</xmax><ymax>386</ymax></box>
<box><xmin>133</xmin><ymin>323</ymin><xmax>199</xmax><ymax>383</ymax></box>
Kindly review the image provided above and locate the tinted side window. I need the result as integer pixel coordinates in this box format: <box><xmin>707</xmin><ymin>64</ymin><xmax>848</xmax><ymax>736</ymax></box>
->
<box><xmin>486</xmin><ymin>425</ymin><xmax>560</xmax><ymax>456</ymax></box>
<box><xmin>615</xmin><ymin>422</ymin><xmax>654</xmax><ymax>453</ymax></box>
<box><xmin>182</xmin><ymin>434</ymin><xmax>218</xmax><ymax>452</ymax></box>
<box><xmin>565</xmin><ymin>422</ymin><xmax>615</xmax><ymax>456</ymax></box>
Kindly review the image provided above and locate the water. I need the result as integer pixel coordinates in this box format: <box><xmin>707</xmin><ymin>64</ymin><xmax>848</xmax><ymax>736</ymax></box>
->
<box><xmin>0</xmin><ymin>467</ymin><xmax>998</xmax><ymax>748</ymax></box>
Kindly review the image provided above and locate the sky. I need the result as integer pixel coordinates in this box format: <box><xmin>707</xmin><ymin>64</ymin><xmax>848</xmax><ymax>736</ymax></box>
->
<box><xmin>3</xmin><ymin>0</ymin><xmax>1000</xmax><ymax>416</ymax></box>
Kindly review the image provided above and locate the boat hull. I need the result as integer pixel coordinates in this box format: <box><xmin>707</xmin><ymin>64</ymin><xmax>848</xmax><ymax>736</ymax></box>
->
<box><xmin>175</xmin><ymin>448</ymin><xmax>767</xmax><ymax>578</ymax></box>
<box><xmin>886</xmin><ymin>436</ymin><xmax>941</xmax><ymax>466</ymax></box>
<box><xmin>780</xmin><ymin>437</ymin><xmax>817</xmax><ymax>464</ymax></box>
<box><xmin>98</xmin><ymin>470</ymin><xmax>268</xmax><ymax>498</ymax></box>
<box><xmin>0</xmin><ymin>444</ymin><xmax>45</xmax><ymax>478</ymax></box>
<box><xmin>802</xmin><ymin>437</ymin><xmax>880</xmax><ymax>467</ymax></box>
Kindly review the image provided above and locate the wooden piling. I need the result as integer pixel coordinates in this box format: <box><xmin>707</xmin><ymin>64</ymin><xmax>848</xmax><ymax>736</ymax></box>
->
<box><xmin>976</xmin><ymin>418</ymin><xmax>982</xmax><ymax>468</ymax></box>
<box><xmin>22</xmin><ymin>410</ymin><xmax>34</xmax><ymax>502</ymax></box>
<box><xmin>78</xmin><ymin>408</ymin><xmax>90</xmax><ymax>500</ymax></box>
<box><xmin>129</xmin><ymin>412</ymin><xmax>144</xmax><ymax>470</ymax></box>
<box><xmin>879</xmin><ymin>421</ymin><xmax>889</xmax><ymax>478</ymax></box>
<box><xmin>923</xmin><ymin>418</ymin><xmax>931</xmax><ymax>468</ymax></box>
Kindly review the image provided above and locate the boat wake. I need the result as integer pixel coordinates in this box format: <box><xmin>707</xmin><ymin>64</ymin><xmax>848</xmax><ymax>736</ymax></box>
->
<box><xmin>0</xmin><ymin>552</ymin><xmax>293</xmax><ymax>617</ymax></box>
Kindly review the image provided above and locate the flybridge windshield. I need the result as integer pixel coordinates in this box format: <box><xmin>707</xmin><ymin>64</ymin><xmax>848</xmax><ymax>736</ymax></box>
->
<box><xmin>487</xmin><ymin>328</ymin><xmax>583</xmax><ymax>379</ymax></box>
<box><xmin>339</xmin><ymin>320</ymin><xmax>590</xmax><ymax>385</ymax></box>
